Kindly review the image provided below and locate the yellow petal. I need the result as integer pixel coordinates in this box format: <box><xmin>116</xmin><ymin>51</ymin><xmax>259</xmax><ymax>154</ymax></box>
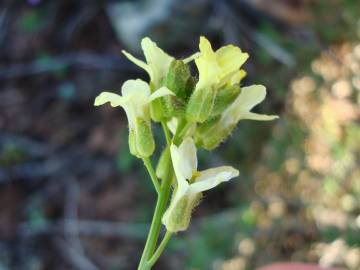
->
<box><xmin>170</xmin><ymin>137</ymin><xmax>198</xmax><ymax>183</ymax></box>
<box><xmin>182</xmin><ymin>52</ymin><xmax>200</xmax><ymax>63</ymax></box>
<box><xmin>195</xmin><ymin>36</ymin><xmax>220</xmax><ymax>90</ymax></box>
<box><xmin>238</xmin><ymin>112</ymin><xmax>279</xmax><ymax>121</ymax></box>
<box><xmin>94</xmin><ymin>92</ymin><xmax>124</xmax><ymax>107</ymax></box>
<box><xmin>222</xmin><ymin>84</ymin><xmax>278</xmax><ymax>126</ymax></box>
<box><xmin>149</xmin><ymin>86</ymin><xmax>174</xmax><ymax>102</ymax></box>
<box><xmin>230</xmin><ymin>69</ymin><xmax>247</xmax><ymax>85</ymax></box>
<box><xmin>122</xmin><ymin>50</ymin><xmax>150</xmax><ymax>74</ymax></box>
<box><xmin>189</xmin><ymin>166</ymin><xmax>239</xmax><ymax>194</ymax></box>
<box><xmin>216</xmin><ymin>45</ymin><xmax>249</xmax><ymax>78</ymax></box>
<box><xmin>235</xmin><ymin>85</ymin><xmax>267</xmax><ymax>111</ymax></box>
<box><xmin>141</xmin><ymin>37</ymin><xmax>174</xmax><ymax>87</ymax></box>
<box><xmin>121</xmin><ymin>79</ymin><xmax>150</xmax><ymax>98</ymax></box>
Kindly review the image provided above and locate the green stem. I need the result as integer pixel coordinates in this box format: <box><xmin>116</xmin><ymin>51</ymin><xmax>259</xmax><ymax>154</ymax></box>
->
<box><xmin>138</xmin><ymin>121</ymin><xmax>184</xmax><ymax>270</ymax></box>
<box><xmin>147</xmin><ymin>231</ymin><xmax>172</xmax><ymax>267</ymax></box>
<box><xmin>142</xmin><ymin>157</ymin><xmax>160</xmax><ymax>194</ymax></box>
<box><xmin>137</xmin><ymin>169</ymin><xmax>173</xmax><ymax>270</ymax></box>
<box><xmin>173</xmin><ymin>121</ymin><xmax>194</xmax><ymax>145</ymax></box>
<box><xmin>161</xmin><ymin>121</ymin><xmax>172</xmax><ymax>146</ymax></box>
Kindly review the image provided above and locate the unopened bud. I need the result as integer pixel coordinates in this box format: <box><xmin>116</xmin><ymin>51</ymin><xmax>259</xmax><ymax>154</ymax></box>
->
<box><xmin>161</xmin><ymin>60</ymin><xmax>196</xmax><ymax>118</ymax></box>
<box><xmin>164</xmin><ymin>60</ymin><xmax>194</xmax><ymax>102</ymax></box>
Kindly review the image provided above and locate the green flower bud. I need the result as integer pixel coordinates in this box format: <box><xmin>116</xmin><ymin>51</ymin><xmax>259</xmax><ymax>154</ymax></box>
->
<box><xmin>161</xmin><ymin>60</ymin><xmax>196</xmax><ymax>118</ymax></box>
<box><xmin>162</xmin><ymin>192</ymin><xmax>202</xmax><ymax>232</ymax></box>
<box><xmin>156</xmin><ymin>146</ymin><xmax>171</xmax><ymax>181</ymax></box>
<box><xmin>165</xmin><ymin>60</ymin><xmax>194</xmax><ymax>101</ymax></box>
<box><xmin>211</xmin><ymin>85</ymin><xmax>240</xmax><ymax>117</ymax></box>
<box><xmin>186</xmin><ymin>87</ymin><xmax>216</xmax><ymax>123</ymax></box>
<box><xmin>128</xmin><ymin>118</ymin><xmax>155</xmax><ymax>158</ymax></box>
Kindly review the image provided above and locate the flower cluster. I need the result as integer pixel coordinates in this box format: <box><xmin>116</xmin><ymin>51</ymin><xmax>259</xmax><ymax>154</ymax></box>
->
<box><xmin>94</xmin><ymin>36</ymin><xmax>277</xmax><ymax>233</ymax></box>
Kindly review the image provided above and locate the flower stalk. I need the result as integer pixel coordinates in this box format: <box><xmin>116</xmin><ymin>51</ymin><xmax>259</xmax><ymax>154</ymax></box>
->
<box><xmin>138</xmin><ymin>152</ymin><xmax>174</xmax><ymax>270</ymax></box>
<box><xmin>94</xmin><ymin>36</ymin><xmax>278</xmax><ymax>269</ymax></box>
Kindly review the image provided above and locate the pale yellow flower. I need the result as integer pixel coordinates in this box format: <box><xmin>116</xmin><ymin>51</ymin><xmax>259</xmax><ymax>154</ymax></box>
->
<box><xmin>94</xmin><ymin>79</ymin><xmax>173</xmax><ymax>129</ymax></box>
<box><xmin>221</xmin><ymin>84</ymin><xmax>279</xmax><ymax>127</ymax></box>
<box><xmin>162</xmin><ymin>138</ymin><xmax>239</xmax><ymax>232</ymax></box>
<box><xmin>195</xmin><ymin>36</ymin><xmax>249</xmax><ymax>90</ymax></box>
<box><xmin>122</xmin><ymin>37</ymin><xmax>174</xmax><ymax>88</ymax></box>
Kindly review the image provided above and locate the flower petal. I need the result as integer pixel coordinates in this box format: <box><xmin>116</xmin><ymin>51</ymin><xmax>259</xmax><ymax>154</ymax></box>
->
<box><xmin>178</xmin><ymin>137</ymin><xmax>198</xmax><ymax>178</ymax></box>
<box><xmin>198</xmin><ymin>36</ymin><xmax>214</xmax><ymax>57</ymax></box>
<box><xmin>234</xmin><ymin>84</ymin><xmax>267</xmax><ymax>111</ymax></box>
<box><xmin>120</xmin><ymin>79</ymin><xmax>152</xmax><ymax>129</ymax></box>
<box><xmin>189</xmin><ymin>166</ymin><xmax>239</xmax><ymax>194</ymax></box>
<box><xmin>170</xmin><ymin>143</ymin><xmax>190</xmax><ymax>191</ymax></box>
<box><xmin>195</xmin><ymin>36</ymin><xmax>220</xmax><ymax>90</ymax></box>
<box><xmin>94</xmin><ymin>92</ymin><xmax>125</xmax><ymax>107</ymax></box>
<box><xmin>170</xmin><ymin>138</ymin><xmax>197</xmax><ymax>182</ymax></box>
<box><xmin>222</xmin><ymin>84</ymin><xmax>279</xmax><ymax>126</ymax></box>
<box><xmin>149</xmin><ymin>86</ymin><xmax>174</xmax><ymax>102</ymax></box>
<box><xmin>141</xmin><ymin>37</ymin><xmax>174</xmax><ymax>86</ymax></box>
<box><xmin>216</xmin><ymin>45</ymin><xmax>249</xmax><ymax>78</ymax></box>
<box><xmin>122</xmin><ymin>50</ymin><xmax>150</xmax><ymax>74</ymax></box>
<box><xmin>238</xmin><ymin>112</ymin><xmax>279</xmax><ymax>121</ymax></box>
<box><xmin>167</xmin><ymin>118</ymin><xmax>178</xmax><ymax>135</ymax></box>
<box><xmin>182</xmin><ymin>52</ymin><xmax>200</xmax><ymax>64</ymax></box>
<box><xmin>229</xmin><ymin>69</ymin><xmax>247</xmax><ymax>85</ymax></box>
<box><xmin>121</xmin><ymin>79</ymin><xmax>150</xmax><ymax>98</ymax></box>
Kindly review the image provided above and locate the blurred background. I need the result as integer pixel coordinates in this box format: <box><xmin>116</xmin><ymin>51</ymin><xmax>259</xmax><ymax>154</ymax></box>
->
<box><xmin>0</xmin><ymin>0</ymin><xmax>359</xmax><ymax>269</ymax></box>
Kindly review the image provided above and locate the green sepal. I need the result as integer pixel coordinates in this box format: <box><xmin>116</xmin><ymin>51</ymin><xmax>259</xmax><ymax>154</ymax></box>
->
<box><xmin>150</xmin><ymin>98</ymin><xmax>167</xmax><ymax>122</ymax></box>
<box><xmin>211</xmin><ymin>85</ymin><xmax>240</xmax><ymax>117</ymax></box>
<box><xmin>128</xmin><ymin>129</ymin><xmax>140</xmax><ymax>158</ymax></box>
<box><xmin>129</xmin><ymin>118</ymin><xmax>155</xmax><ymax>158</ymax></box>
<box><xmin>156</xmin><ymin>146</ymin><xmax>171</xmax><ymax>181</ymax></box>
<box><xmin>195</xmin><ymin>117</ymin><xmax>234</xmax><ymax>150</ymax></box>
<box><xmin>136</xmin><ymin>118</ymin><xmax>155</xmax><ymax>157</ymax></box>
<box><xmin>162</xmin><ymin>192</ymin><xmax>202</xmax><ymax>232</ymax></box>
<box><xmin>186</xmin><ymin>87</ymin><xmax>216</xmax><ymax>123</ymax></box>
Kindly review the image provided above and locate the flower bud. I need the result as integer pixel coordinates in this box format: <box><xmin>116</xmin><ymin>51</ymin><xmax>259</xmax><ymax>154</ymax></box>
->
<box><xmin>162</xmin><ymin>192</ymin><xmax>202</xmax><ymax>232</ymax></box>
<box><xmin>165</xmin><ymin>60</ymin><xmax>194</xmax><ymax>101</ymax></box>
<box><xmin>211</xmin><ymin>85</ymin><xmax>240</xmax><ymax>117</ymax></box>
<box><xmin>162</xmin><ymin>60</ymin><xmax>196</xmax><ymax>118</ymax></box>
<box><xmin>186</xmin><ymin>87</ymin><xmax>216</xmax><ymax>123</ymax></box>
<box><xmin>128</xmin><ymin>118</ymin><xmax>155</xmax><ymax>158</ymax></box>
<box><xmin>156</xmin><ymin>146</ymin><xmax>171</xmax><ymax>181</ymax></box>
